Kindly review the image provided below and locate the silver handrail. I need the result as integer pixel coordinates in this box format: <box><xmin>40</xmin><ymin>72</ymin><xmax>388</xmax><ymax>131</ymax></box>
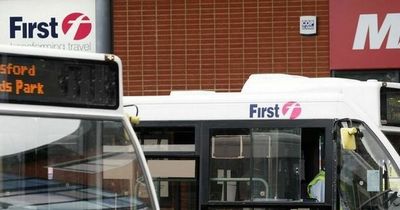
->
<box><xmin>210</xmin><ymin>177</ymin><xmax>269</xmax><ymax>198</ymax></box>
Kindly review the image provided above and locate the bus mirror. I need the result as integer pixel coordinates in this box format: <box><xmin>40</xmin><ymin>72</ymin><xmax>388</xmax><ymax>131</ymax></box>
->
<box><xmin>340</xmin><ymin>127</ymin><xmax>357</xmax><ymax>151</ymax></box>
<box><xmin>130</xmin><ymin>116</ymin><xmax>140</xmax><ymax>125</ymax></box>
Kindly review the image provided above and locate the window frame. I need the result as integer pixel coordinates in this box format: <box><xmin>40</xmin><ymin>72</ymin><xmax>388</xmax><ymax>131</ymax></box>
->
<box><xmin>332</xmin><ymin>70</ymin><xmax>400</xmax><ymax>83</ymax></box>
<box><xmin>134</xmin><ymin>121</ymin><xmax>201</xmax><ymax>209</ymax></box>
<box><xmin>133</xmin><ymin>119</ymin><xmax>336</xmax><ymax>209</ymax></box>
<box><xmin>201</xmin><ymin>119</ymin><xmax>335</xmax><ymax>209</ymax></box>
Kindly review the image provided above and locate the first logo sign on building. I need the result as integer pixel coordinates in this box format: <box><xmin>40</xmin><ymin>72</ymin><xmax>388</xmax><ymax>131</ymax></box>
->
<box><xmin>0</xmin><ymin>0</ymin><xmax>96</xmax><ymax>52</ymax></box>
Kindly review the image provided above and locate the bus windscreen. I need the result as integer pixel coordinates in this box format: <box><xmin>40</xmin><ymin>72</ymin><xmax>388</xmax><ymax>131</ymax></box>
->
<box><xmin>0</xmin><ymin>53</ymin><xmax>119</xmax><ymax>109</ymax></box>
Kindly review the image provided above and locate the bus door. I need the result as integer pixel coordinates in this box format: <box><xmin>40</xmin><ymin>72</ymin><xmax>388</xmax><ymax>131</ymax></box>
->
<box><xmin>204</xmin><ymin>120</ymin><xmax>333</xmax><ymax>210</ymax></box>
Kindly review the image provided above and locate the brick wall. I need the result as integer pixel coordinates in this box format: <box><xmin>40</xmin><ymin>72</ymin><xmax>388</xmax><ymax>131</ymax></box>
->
<box><xmin>113</xmin><ymin>0</ymin><xmax>329</xmax><ymax>96</ymax></box>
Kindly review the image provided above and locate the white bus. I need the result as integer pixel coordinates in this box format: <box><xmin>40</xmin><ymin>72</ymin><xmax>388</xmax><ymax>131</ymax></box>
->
<box><xmin>0</xmin><ymin>45</ymin><xmax>159</xmax><ymax>209</ymax></box>
<box><xmin>124</xmin><ymin>74</ymin><xmax>400</xmax><ymax>210</ymax></box>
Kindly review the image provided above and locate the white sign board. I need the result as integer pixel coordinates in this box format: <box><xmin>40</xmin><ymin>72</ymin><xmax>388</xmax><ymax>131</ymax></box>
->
<box><xmin>0</xmin><ymin>0</ymin><xmax>96</xmax><ymax>52</ymax></box>
<box><xmin>300</xmin><ymin>16</ymin><xmax>317</xmax><ymax>35</ymax></box>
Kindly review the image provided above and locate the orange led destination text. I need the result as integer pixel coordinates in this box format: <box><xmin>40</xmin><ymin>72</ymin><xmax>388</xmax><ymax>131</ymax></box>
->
<box><xmin>0</xmin><ymin>63</ymin><xmax>44</xmax><ymax>95</ymax></box>
<box><xmin>0</xmin><ymin>63</ymin><xmax>36</xmax><ymax>76</ymax></box>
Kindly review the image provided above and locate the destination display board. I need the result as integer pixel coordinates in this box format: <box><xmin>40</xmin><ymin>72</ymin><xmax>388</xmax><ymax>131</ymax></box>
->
<box><xmin>0</xmin><ymin>53</ymin><xmax>119</xmax><ymax>109</ymax></box>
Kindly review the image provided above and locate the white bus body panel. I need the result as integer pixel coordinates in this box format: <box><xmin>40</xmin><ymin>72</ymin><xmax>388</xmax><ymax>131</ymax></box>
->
<box><xmin>124</xmin><ymin>74</ymin><xmax>400</xmax><ymax>167</ymax></box>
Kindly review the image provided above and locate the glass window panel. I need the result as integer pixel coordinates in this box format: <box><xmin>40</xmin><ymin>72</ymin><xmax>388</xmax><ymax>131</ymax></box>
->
<box><xmin>333</xmin><ymin>70</ymin><xmax>399</xmax><ymax>82</ymax></box>
<box><xmin>209</xmin><ymin>129</ymin><xmax>251</xmax><ymax>201</ymax></box>
<box><xmin>136</xmin><ymin>127</ymin><xmax>195</xmax><ymax>152</ymax></box>
<box><xmin>0</xmin><ymin>115</ymin><xmax>152</xmax><ymax>209</ymax></box>
<box><xmin>209</xmin><ymin>127</ymin><xmax>325</xmax><ymax>203</ymax></box>
<box><xmin>149</xmin><ymin>158</ymin><xmax>198</xmax><ymax>210</ymax></box>
<box><xmin>251</xmin><ymin>129</ymin><xmax>301</xmax><ymax>201</ymax></box>
<box><xmin>136</xmin><ymin>126</ymin><xmax>198</xmax><ymax>209</ymax></box>
<box><xmin>339</xmin><ymin>122</ymin><xmax>400</xmax><ymax>210</ymax></box>
<box><xmin>381</xmin><ymin>87</ymin><xmax>400</xmax><ymax>125</ymax></box>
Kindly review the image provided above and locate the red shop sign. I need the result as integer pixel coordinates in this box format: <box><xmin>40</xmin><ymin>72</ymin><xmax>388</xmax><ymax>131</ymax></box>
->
<box><xmin>330</xmin><ymin>0</ymin><xmax>400</xmax><ymax>70</ymax></box>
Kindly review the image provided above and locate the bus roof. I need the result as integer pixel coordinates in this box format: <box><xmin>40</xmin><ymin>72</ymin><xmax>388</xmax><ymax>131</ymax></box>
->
<box><xmin>124</xmin><ymin>74</ymin><xmax>383</xmax><ymax>123</ymax></box>
<box><xmin>241</xmin><ymin>74</ymin><xmax>372</xmax><ymax>93</ymax></box>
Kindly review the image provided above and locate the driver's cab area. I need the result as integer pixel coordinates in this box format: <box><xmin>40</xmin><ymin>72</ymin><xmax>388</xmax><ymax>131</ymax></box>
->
<box><xmin>337</xmin><ymin>119</ymin><xmax>400</xmax><ymax>210</ymax></box>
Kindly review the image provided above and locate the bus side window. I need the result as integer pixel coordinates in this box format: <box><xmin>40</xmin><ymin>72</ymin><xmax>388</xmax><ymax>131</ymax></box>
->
<box><xmin>209</xmin><ymin>127</ymin><xmax>325</xmax><ymax>203</ymax></box>
<box><xmin>209</xmin><ymin>129</ymin><xmax>250</xmax><ymax>201</ymax></box>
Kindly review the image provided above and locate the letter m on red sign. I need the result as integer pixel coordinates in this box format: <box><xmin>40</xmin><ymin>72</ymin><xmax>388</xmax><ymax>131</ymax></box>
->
<box><xmin>353</xmin><ymin>14</ymin><xmax>400</xmax><ymax>50</ymax></box>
